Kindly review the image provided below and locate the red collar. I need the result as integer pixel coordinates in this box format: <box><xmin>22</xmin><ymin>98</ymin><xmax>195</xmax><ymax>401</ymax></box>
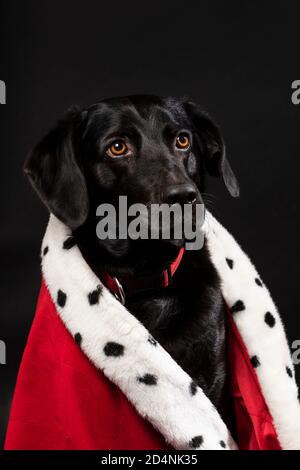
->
<box><xmin>101</xmin><ymin>247</ymin><xmax>185</xmax><ymax>304</ymax></box>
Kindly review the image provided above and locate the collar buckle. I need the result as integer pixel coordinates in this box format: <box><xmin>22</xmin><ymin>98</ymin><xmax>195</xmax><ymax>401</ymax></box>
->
<box><xmin>113</xmin><ymin>277</ymin><xmax>126</xmax><ymax>305</ymax></box>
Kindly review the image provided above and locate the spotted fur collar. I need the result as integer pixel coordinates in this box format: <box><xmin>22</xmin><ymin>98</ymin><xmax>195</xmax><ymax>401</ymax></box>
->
<box><xmin>41</xmin><ymin>212</ymin><xmax>300</xmax><ymax>450</ymax></box>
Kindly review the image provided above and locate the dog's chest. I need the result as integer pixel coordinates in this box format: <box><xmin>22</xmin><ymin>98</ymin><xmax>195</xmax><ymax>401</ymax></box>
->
<box><xmin>126</xmin><ymin>262</ymin><xmax>227</xmax><ymax>410</ymax></box>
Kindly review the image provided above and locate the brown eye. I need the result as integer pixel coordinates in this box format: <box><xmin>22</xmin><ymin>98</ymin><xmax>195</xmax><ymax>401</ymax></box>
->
<box><xmin>107</xmin><ymin>140</ymin><xmax>128</xmax><ymax>157</ymax></box>
<box><xmin>175</xmin><ymin>133</ymin><xmax>190</xmax><ymax>150</ymax></box>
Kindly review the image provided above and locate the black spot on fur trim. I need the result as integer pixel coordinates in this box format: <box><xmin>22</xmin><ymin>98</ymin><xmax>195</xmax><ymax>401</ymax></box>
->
<box><xmin>231</xmin><ymin>300</ymin><xmax>245</xmax><ymax>313</ymax></box>
<box><xmin>286</xmin><ymin>366</ymin><xmax>293</xmax><ymax>378</ymax></box>
<box><xmin>220</xmin><ymin>440</ymin><xmax>226</xmax><ymax>448</ymax></box>
<box><xmin>43</xmin><ymin>246</ymin><xmax>49</xmax><ymax>256</ymax></box>
<box><xmin>63</xmin><ymin>236</ymin><xmax>76</xmax><ymax>250</ymax></box>
<box><xmin>148</xmin><ymin>335</ymin><xmax>157</xmax><ymax>346</ymax></box>
<box><xmin>255</xmin><ymin>277</ymin><xmax>263</xmax><ymax>287</ymax></box>
<box><xmin>74</xmin><ymin>333</ymin><xmax>82</xmax><ymax>346</ymax></box>
<box><xmin>57</xmin><ymin>289</ymin><xmax>67</xmax><ymax>308</ymax></box>
<box><xmin>137</xmin><ymin>374</ymin><xmax>158</xmax><ymax>386</ymax></box>
<box><xmin>190</xmin><ymin>381</ymin><xmax>198</xmax><ymax>396</ymax></box>
<box><xmin>264</xmin><ymin>311</ymin><xmax>276</xmax><ymax>328</ymax></box>
<box><xmin>103</xmin><ymin>342</ymin><xmax>124</xmax><ymax>357</ymax></box>
<box><xmin>226</xmin><ymin>258</ymin><xmax>234</xmax><ymax>269</ymax></box>
<box><xmin>251</xmin><ymin>355</ymin><xmax>260</xmax><ymax>368</ymax></box>
<box><xmin>88</xmin><ymin>285</ymin><xmax>103</xmax><ymax>305</ymax></box>
<box><xmin>189</xmin><ymin>435</ymin><xmax>203</xmax><ymax>448</ymax></box>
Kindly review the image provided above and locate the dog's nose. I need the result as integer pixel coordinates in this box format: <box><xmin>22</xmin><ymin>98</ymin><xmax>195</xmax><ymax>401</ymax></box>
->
<box><xmin>163</xmin><ymin>184</ymin><xmax>197</xmax><ymax>206</ymax></box>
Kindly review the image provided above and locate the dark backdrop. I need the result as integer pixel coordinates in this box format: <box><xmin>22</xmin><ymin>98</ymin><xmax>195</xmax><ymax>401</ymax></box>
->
<box><xmin>1</xmin><ymin>0</ymin><xmax>299</xmax><ymax>448</ymax></box>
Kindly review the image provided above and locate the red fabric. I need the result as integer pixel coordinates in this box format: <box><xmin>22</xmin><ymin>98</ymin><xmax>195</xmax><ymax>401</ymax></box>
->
<box><xmin>226</xmin><ymin>309</ymin><xmax>281</xmax><ymax>450</ymax></box>
<box><xmin>5</xmin><ymin>283</ymin><xmax>169</xmax><ymax>450</ymax></box>
<box><xmin>5</xmin><ymin>282</ymin><xmax>281</xmax><ymax>450</ymax></box>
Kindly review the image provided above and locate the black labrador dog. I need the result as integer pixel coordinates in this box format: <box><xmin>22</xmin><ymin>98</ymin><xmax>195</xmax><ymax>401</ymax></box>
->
<box><xmin>25</xmin><ymin>95</ymin><xmax>239</xmax><ymax>425</ymax></box>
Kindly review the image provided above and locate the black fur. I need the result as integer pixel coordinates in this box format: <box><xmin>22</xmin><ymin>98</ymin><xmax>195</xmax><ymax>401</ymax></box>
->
<box><xmin>24</xmin><ymin>95</ymin><xmax>239</xmax><ymax>422</ymax></box>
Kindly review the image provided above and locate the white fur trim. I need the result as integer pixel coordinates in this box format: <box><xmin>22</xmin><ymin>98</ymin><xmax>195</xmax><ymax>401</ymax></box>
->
<box><xmin>203</xmin><ymin>213</ymin><xmax>300</xmax><ymax>450</ymax></box>
<box><xmin>40</xmin><ymin>213</ymin><xmax>300</xmax><ymax>450</ymax></box>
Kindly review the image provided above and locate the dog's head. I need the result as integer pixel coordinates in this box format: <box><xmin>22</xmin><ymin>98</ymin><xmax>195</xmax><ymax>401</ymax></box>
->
<box><xmin>25</xmin><ymin>95</ymin><xmax>239</xmax><ymax>261</ymax></box>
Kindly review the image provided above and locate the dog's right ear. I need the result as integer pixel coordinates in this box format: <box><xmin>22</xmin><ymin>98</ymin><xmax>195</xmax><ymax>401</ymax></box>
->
<box><xmin>24</xmin><ymin>107</ymin><xmax>89</xmax><ymax>230</ymax></box>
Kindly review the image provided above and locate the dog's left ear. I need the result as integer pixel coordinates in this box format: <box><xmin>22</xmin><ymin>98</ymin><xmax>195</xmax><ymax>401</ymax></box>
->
<box><xmin>184</xmin><ymin>101</ymin><xmax>240</xmax><ymax>197</ymax></box>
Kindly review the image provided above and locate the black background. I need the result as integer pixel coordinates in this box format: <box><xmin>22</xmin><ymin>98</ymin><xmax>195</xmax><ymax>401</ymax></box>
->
<box><xmin>0</xmin><ymin>0</ymin><xmax>299</xmax><ymax>448</ymax></box>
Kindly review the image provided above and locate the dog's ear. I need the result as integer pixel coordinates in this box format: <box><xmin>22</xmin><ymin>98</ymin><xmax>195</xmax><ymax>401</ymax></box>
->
<box><xmin>184</xmin><ymin>101</ymin><xmax>240</xmax><ymax>197</ymax></box>
<box><xmin>24</xmin><ymin>107</ymin><xmax>89</xmax><ymax>229</ymax></box>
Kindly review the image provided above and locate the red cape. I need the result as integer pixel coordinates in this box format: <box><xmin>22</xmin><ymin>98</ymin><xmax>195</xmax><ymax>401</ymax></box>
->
<box><xmin>5</xmin><ymin>282</ymin><xmax>280</xmax><ymax>450</ymax></box>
